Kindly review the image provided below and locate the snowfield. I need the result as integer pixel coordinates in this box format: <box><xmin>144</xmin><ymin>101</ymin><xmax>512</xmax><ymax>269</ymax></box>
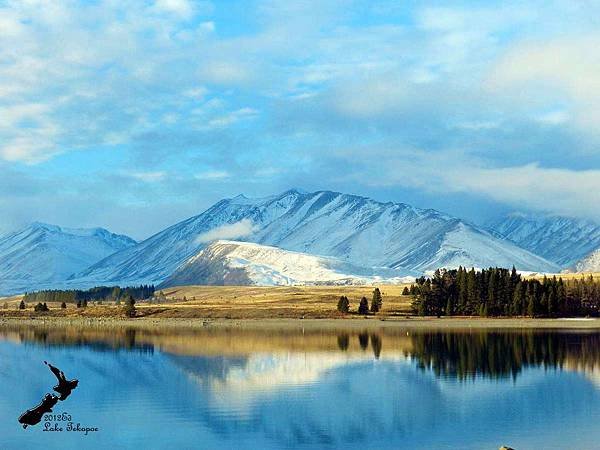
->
<box><xmin>160</xmin><ymin>240</ymin><xmax>417</xmax><ymax>287</ymax></box>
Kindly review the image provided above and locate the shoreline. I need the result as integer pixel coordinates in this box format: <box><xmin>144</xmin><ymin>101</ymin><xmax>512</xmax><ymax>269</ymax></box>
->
<box><xmin>3</xmin><ymin>316</ymin><xmax>600</xmax><ymax>330</ymax></box>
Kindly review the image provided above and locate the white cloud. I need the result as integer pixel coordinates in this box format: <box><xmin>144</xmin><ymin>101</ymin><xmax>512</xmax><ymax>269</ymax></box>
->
<box><xmin>195</xmin><ymin>219</ymin><xmax>258</xmax><ymax>244</ymax></box>
<box><xmin>488</xmin><ymin>34</ymin><xmax>600</xmax><ymax>131</ymax></box>
<box><xmin>0</xmin><ymin>137</ymin><xmax>56</xmax><ymax>164</ymax></box>
<box><xmin>199</xmin><ymin>21</ymin><xmax>215</xmax><ymax>33</ymax></box>
<box><xmin>349</xmin><ymin>146</ymin><xmax>600</xmax><ymax>222</ymax></box>
<box><xmin>535</xmin><ymin>110</ymin><xmax>570</xmax><ymax>126</ymax></box>
<box><xmin>0</xmin><ymin>0</ymin><xmax>220</xmax><ymax>163</ymax></box>
<box><xmin>153</xmin><ymin>0</ymin><xmax>195</xmax><ymax>19</ymax></box>
<box><xmin>130</xmin><ymin>171</ymin><xmax>167</xmax><ymax>182</ymax></box>
<box><xmin>207</xmin><ymin>107</ymin><xmax>259</xmax><ymax>128</ymax></box>
<box><xmin>198</xmin><ymin>61</ymin><xmax>254</xmax><ymax>85</ymax></box>
<box><xmin>195</xmin><ymin>170</ymin><xmax>230</xmax><ymax>180</ymax></box>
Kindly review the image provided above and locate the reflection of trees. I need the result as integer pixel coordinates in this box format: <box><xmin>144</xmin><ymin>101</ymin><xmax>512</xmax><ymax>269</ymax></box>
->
<box><xmin>371</xmin><ymin>334</ymin><xmax>382</xmax><ymax>359</ymax></box>
<box><xmin>5</xmin><ymin>323</ymin><xmax>600</xmax><ymax>382</ymax></box>
<box><xmin>14</xmin><ymin>327</ymin><xmax>154</xmax><ymax>354</ymax></box>
<box><xmin>358</xmin><ymin>333</ymin><xmax>369</xmax><ymax>350</ymax></box>
<box><xmin>337</xmin><ymin>334</ymin><xmax>349</xmax><ymax>351</ymax></box>
<box><xmin>408</xmin><ymin>331</ymin><xmax>600</xmax><ymax>380</ymax></box>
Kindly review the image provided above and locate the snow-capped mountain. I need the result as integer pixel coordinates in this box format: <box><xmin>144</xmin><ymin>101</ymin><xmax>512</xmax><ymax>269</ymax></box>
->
<box><xmin>74</xmin><ymin>189</ymin><xmax>559</xmax><ymax>287</ymax></box>
<box><xmin>488</xmin><ymin>213</ymin><xmax>600</xmax><ymax>267</ymax></box>
<box><xmin>0</xmin><ymin>222</ymin><xmax>136</xmax><ymax>295</ymax></box>
<box><xmin>160</xmin><ymin>240</ymin><xmax>416</xmax><ymax>287</ymax></box>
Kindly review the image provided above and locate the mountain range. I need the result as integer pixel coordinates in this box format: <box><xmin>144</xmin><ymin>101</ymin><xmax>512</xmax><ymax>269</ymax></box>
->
<box><xmin>488</xmin><ymin>213</ymin><xmax>600</xmax><ymax>267</ymax></box>
<box><xmin>71</xmin><ymin>189</ymin><xmax>559</xmax><ymax>289</ymax></box>
<box><xmin>0</xmin><ymin>222</ymin><xmax>136</xmax><ymax>295</ymax></box>
<box><xmin>4</xmin><ymin>189</ymin><xmax>600</xmax><ymax>295</ymax></box>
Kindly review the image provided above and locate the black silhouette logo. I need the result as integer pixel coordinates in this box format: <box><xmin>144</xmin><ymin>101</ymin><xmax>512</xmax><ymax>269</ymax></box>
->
<box><xmin>44</xmin><ymin>361</ymin><xmax>79</xmax><ymax>401</ymax></box>
<box><xmin>17</xmin><ymin>393</ymin><xmax>59</xmax><ymax>429</ymax></box>
<box><xmin>18</xmin><ymin>362</ymin><xmax>79</xmax><ymax>429</ymax></box>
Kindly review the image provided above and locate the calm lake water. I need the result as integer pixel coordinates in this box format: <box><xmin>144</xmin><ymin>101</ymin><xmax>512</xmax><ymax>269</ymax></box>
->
<box><xmin>2</xmin><ymin>324</ymin><xmax>600</xmax><ymax>449</ymax></box>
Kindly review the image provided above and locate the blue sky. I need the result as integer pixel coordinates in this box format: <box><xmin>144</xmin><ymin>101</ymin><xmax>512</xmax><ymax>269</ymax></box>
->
<box><xmin>2</xmin><ymin>0</ymin><xmax>600</xmax><ymax>239</ymax></box>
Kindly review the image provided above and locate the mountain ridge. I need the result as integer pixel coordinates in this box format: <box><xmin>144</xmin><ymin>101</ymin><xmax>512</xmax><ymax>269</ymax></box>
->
<box><xmin>488</xmin><ymin>213</ymin><xmax>600</xmax><ymax>267</ymax></box>
<box><xmin>72</xmin><ymin>189</ymin><xmax>559</xmax><ymax>287</ymax></box>
<box><xmin>0</xmin><ymin>222</ymin><xmax>137</xmax><ymax>295</ymax></box>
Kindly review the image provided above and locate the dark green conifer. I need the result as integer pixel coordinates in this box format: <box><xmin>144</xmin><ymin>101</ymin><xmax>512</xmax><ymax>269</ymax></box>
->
<box><xmin>371</xmin><ymin>288</ymin><xmax>382</xmax><ymax>313</ymax></box>
<box><xmin>337</xmin><ymin>296</ymin><xmax>350</xmax><ymax>313</ymax></box>
<box><xmin>358</xmin><ymin>297</ymin><xmax>369</xmax><ymax>315</ymax></box>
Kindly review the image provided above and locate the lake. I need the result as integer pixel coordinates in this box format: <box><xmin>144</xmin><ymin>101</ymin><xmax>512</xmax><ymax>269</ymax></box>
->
<box><xmin>1</xmin><ymin>323</ymin><xmax>600</xmax><ymax>449</ymax></box>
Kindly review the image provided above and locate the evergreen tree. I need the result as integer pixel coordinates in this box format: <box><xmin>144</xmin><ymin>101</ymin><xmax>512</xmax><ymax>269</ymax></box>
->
<box><xmin>457</xmin><ymin>267</ymin><xmax>468</xmax><ymax>314</ymax></box>
<box><xmin>371</xmin><ymin>288</ymin><xmax>382</xmax><ymax>313</ymax></box>
<box><xmin>402</xmin><ymin>286</ymin><xmax>410</xmax><ymax>295</ymax></box>
<box><xmin>479</xmin><ymin>303</ymin><xmax>488</xmax><ymax>317</ymax></box>
<box><xmin>511</xmin><ymin>282</ymin><xmax>523</xmax><ymax>316</ymax></box>
<box><xmin>430</xmin><ymin>269</ymin><xmax>445</xmax><ymax>317</ymax></box>
<box><xmin>61</xmin><ymin>302</ymin><xmax>67</xmax><ymax>309</ymax></box>
<box><xmin>487</xmin><ymin>270</ymin><xmax>497</xmax><ymax>314</ymax></box>
<box><xmin>358</xmin><ymin>297</ymin><xmax>369</xmax><ymax>315</ymax></box>
<box><xmin>19</xmin><ymin>300</ymin><xmax>26</xmax><ymax>310</ymax></box>
<box><xmin>34</xmin><ymin>302</ymin><xmax>49</xmax><ymax>312</ymax></box>
<box><xmin>527</xmin><ymin>290</ymin><xmax>536</xmax><ymax>317</ymax></box>
<box><xmin>557</xmin><ymin>278</ymin><xmax>567</xmax><ymax>315</ymax></box>
<box><xmin>547</xmin><ymin>290</ymin><xmax>556</xmax><ymax>317</ymax></box>
<box><xmin>124</xmin><ymin>295</ymin><xmax>136</xmax><ymax>318</ymax></box>
<box><xmin>337</xmin><ymin>296</ymin><xmax>350</xmax><ymax>313</ymax></box>
<box><xmin>466</xmin><ymin>268</ymin><xmax>478</xmax><ymax>314</ymax></box>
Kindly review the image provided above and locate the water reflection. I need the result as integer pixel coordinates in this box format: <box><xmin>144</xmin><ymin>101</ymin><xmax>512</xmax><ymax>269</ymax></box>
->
<box><xmin>3</xmin><ymin>325</ymin><xmax>600</xmax><ymax>380</ymax></box>
<box><xmin>2</xmin><ymin>324</ymin><xmax>600</xmax><ymax>449</ymax></box>
<box><xmin>411</xmin><ymin>331</ymin><xmax>600</xmax><ymax>380</ymax></box>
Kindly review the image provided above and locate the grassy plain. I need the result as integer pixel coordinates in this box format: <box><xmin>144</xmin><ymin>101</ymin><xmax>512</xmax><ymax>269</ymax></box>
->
<box><xmin>2</xmin><ymin>272</ymin><xmax>600</xmax><ymax>322</ymax></box>
<box><xmin>0</xmin><ymin>284</ymin><xmax>413</xmax><ymax>319</ymax></box>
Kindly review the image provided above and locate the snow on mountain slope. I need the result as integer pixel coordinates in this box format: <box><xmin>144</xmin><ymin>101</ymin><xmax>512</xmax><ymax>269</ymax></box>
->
<box><xmin>488</xmin><ymin>213</ymin><xmax>600</xmax><ymax>267</ymax></box>
<box><xmin>74</xmin><ymin>189</ymin><xmax>559</xmax><ymax>287</ymax></box>
<box><xmin>160</xmin><ymin>240</ymin><xmax>416</xmax><ymax>287</ymax></box>
<box><xmin>0</xmin><ymin>222</ymin><xmax>136</xmax><ymax>295</ymax></box>
<box><xmin>572</xmin><ymin>248</ymin><xmax>600</xmax><ymax>272</ymax></box>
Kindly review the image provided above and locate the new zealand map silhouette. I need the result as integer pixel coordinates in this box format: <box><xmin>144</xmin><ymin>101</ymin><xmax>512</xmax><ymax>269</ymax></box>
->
<box><xmin>18</xmin><ymin>361</ymin><xmax>79</xmax><ymax>429</ymax></box>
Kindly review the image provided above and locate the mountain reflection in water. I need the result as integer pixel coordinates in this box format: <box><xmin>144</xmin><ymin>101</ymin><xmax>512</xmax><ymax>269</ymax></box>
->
<box><xmin>1</xmin><ymin>324</ymin><xmax>600</xmax><ymax>449</ymax></box>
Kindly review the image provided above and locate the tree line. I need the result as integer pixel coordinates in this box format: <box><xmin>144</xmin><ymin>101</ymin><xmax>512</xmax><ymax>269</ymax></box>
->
<box><xmin>410</xmin><ymin>266</ymin><xmax>600</xmax><ymax>317</ymax></box>
<box><xmin>23</xmin><ymin>285</ymin><xmax>155</xmax><ymax>305</ymax></box>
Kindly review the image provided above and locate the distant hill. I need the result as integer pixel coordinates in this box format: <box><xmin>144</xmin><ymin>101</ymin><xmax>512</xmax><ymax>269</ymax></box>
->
<box><xmin>488</xmin><ymin>213</ymin><xmax>600</xmax><ymax>267</ymax></box>
<box><xmin>0</xmin><ymin>222</ymin><xmax>136</xmax><ymax>295</ymax></box>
